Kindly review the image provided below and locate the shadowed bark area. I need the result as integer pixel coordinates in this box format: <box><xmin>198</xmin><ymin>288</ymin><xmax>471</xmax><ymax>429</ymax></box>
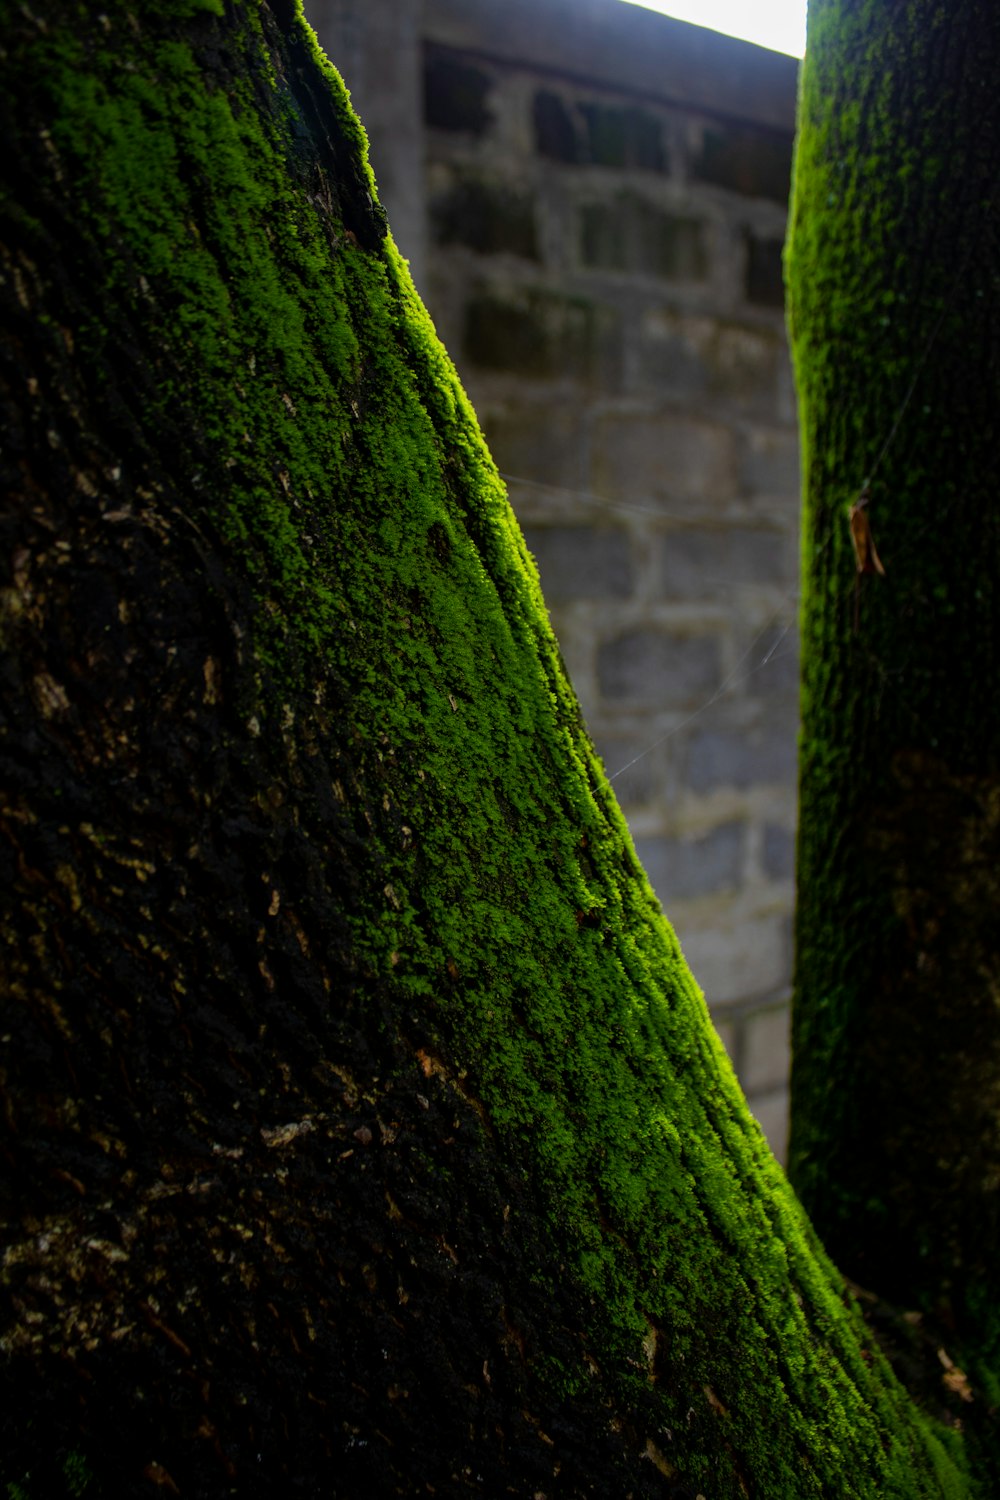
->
<box><xmin>787</xmin><ymin>0</ymin><xmax>1000</xmax><ymax>1429</ymax></box>
<box><xmin>0</xmin><ymin>0</ymin><xmax>983</xmax><ymax>1495</ymax></box>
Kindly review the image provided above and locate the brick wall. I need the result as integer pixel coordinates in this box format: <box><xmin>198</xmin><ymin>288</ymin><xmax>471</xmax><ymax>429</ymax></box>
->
<box><xmin>312</xmin><ymin>0</ymin><xmax>800</xmax><ymax>1159</ymax></box>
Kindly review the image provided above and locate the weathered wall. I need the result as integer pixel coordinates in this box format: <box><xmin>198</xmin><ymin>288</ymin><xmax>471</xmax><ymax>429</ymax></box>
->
<box><xmin>312</xmin><ymin>0</ymin><xmax>800</xmax><ymax>1156</ymax></box>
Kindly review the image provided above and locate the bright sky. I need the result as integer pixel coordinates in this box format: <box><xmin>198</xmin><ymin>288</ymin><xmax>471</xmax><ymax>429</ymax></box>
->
<box><xmin>619</xmin><ymin>0</ymin><xmax>806</xmax><ymax>58</ymax></box>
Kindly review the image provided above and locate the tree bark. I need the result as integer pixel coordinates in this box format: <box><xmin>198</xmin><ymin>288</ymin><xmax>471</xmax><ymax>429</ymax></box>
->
<box><xmin>787</xmin><ymin>0</ymin><xmax>1000</xmax><ymax>1410</ymax></box>
<box><xmin>0</xmin><ymin>0</ymin><xmax>983</xmax><ymax>1494</ymax></box>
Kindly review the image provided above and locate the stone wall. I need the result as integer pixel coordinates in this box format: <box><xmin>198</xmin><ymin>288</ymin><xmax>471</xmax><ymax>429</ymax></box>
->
<box><xmin>311</xmin><ymin>0</ymin><xmax>801</xmax><ymax>1158</ymax></box>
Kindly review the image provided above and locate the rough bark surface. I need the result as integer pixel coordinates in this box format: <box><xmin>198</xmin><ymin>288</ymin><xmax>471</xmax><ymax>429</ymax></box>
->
<box><xmin>786</xmin><ymin>0</ymin><xmax>1000</xmax><ymax>1421</ymax></box>
<box><xmin>0</xmin><ymin>1</ymin><xmax>979</xmax><ymax>1495</ymax></box>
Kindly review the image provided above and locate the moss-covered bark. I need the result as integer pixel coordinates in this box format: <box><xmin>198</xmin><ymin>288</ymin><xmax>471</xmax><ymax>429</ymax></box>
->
<box><xmin>786</xmin><ymin>0</ymin><xmax>1000</xmax><ymax>1432</ymax></box>
<box><xmin>0</xmin><ymin>0</ymin><xmax>981</xmax><ymax>1494</ymax></box>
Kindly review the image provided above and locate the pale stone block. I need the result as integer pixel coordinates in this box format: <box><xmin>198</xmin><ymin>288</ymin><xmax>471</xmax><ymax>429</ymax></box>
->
<box><xmin>591</xmin><ymin>733</ymin><xmax>667</xmax><ymax>809</ymax></box>
<box><xmin>597</xmin><ymin>627</ymin><xmax>720</xmax><ymax>707</ymax></box>
<box><xmin>741</xmin><ymin>426</ymin><xmax>800</xmax><ymax>499</ymax></box>
<box><xmin>683</xmin><ymin>721</ymin><xmax>797</xmax><ymax>793</ymax></box>
<box><xmin>762</xmin><ymin>822</ymin><xmax>795</xmax><ymax>881</ymax></box>
<box><xmin>592</xmin><ymin>413</ymin><xmax>736</xmax><ymax>509</ymax></box>
<box><xmin>636</xmin><ymin>308</ymin><xmax>786</xmax><ymax>417</ymax></box>
<box><xmin>522</xmin><ymin>525</ymin><xmax>634</xmax><ymax>601</ymax></box>
<box><xmin>739</xmin><ymin>619</ymin><xmax>799</xmax><ymax>699</ymax></box>
<box><xmin>676</xmin><ymin>912</ymin><xmax>790</xmax><ymax>1006</ymax></box>
<box><xmin>661</xmin><ymin>525</ymin><xmax>787</xmax><ymax>600</ymax></box>
<box><xmin>635</xmin><ymin>821</ymin><xmax>744</xmax><ymax>902</ymax></box>
<box><xmin>749</xmin><ymin>1087</ymin><xmax>789</xmax><ymax>1164</ymax></box>
<box><xmin>712</xmin><ymin>1016</ymin><xmax>737</xmax><ymax>1061</ymax></box>
<box><xmin>742</xmin><ymin>1003</ymin><xmax>791</xmax><ymax>1093</ymax></box>
<box><xmin>482</xmin><ymin>400</ymin><xmax>587</xmax><ymax>493</ymax></box>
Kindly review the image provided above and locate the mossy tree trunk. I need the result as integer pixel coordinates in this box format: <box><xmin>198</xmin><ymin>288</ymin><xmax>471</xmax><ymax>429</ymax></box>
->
<box><xmin>787</xmin><ymin>0</ymin><xmax>1000</xmax><ymax>1410</ymax></box>
<box><xmin>0</xmin><ymin>0</ymin><xmax>988</xmax><ymax>1495</ymax></box>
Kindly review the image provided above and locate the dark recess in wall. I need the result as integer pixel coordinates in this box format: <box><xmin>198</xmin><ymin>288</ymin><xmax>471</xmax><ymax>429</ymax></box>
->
<box><xmin>432</xmin><ymin>174</ymin><xmax>539</xmax><ymax>259</ymax></box>
<box><xmin>533</xmin><ymin>89</ymin><xmax>668</xmax><ymax>172</ymax></box>
<box><xmin>745</xmin><ymin>233</ymin><xmax>785</xmax><ymax>307</ymax></box>
<box><xmin>424</xmin><ymin>50</ymin><xmax>493</xmax><ymax>133</ymax></box>
<box><xmin>692</xmin><ymin>123</ymin><xmax>793</xmax><ymax>203</ymax></box>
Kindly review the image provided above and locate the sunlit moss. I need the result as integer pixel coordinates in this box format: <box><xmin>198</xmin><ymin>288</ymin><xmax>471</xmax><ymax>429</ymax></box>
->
<box><xmin>0</xmin><ymin>0</ymin><xmax>977</xmax><ymax>1493</ymax></box>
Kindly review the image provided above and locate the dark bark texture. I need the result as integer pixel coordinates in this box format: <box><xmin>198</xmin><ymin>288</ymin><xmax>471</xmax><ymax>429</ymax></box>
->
<box><xmin>0</xmin><ymin>0</ymin><xmax>982</xmax><ymax>1495</ymax></box>
<box><xmin>787</xmin><ymin>0</ymin><xmax>1000</xmax><ymax>1411</ymax></box>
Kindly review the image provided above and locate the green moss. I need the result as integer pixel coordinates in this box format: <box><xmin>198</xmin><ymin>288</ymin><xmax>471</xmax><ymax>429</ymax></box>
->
<box><xmin>787</xmin><ymin>0</ymin><xmax>1000</xmax><ymax>1451</ymax></box>
<box><xmin>2</xmin><ymin>1447</ymin><xmax>91</xmax><ymax>1499</ymax></box>
<box><xmin>0</xmin><ymin>0</ymin><xmax>980</xmax><ymax>1491</ymax></box>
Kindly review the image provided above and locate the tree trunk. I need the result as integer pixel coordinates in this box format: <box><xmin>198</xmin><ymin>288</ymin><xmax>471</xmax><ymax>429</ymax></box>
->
<box><xmin>786</xmin><ymin>0</ymin><xmax>1000</xmax><ymax>1401</ymax></box>
<box><xmin>0</xmin><ymin>0</ymin><xmax>981</xmax><ymax>1494</ymax></box>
